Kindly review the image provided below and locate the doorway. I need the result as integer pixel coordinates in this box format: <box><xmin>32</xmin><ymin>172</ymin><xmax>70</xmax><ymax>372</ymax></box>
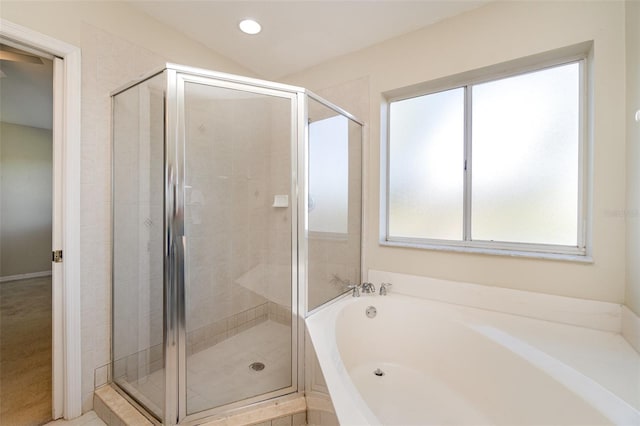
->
<box><xmin>0</xmin><ymin>19</ymin><xmax>82</xmax><ymax>421</ymax></box>
<box><xmin>0</xmin><ymin>42</ymin><xmax>54</xmax><ymax>425</ymax></box>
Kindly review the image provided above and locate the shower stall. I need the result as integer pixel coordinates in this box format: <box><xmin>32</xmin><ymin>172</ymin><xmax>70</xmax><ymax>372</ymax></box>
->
<box><xmin>111</xmin><ymin>64</ymin><xmax>362</xmax><ymax>425</ymax></box>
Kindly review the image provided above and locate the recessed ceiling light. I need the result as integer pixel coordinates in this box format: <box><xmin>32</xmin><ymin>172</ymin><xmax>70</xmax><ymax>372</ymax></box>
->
<box><xmin>239</xmin><ymin>19</ymin><xmax>262</xmax><ymax>35</ymax></box>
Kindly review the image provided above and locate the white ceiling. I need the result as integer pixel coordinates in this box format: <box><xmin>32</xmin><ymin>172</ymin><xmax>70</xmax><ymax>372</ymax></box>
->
<box><xmin>0</xmin><ymin>1</ymin><xmax>488</xmax><ymax>131</ymax></box>
<box><xmin>0</xmin><ymin>47</ymin><xmax>53</xmax><ymax>130</ymax></box>
<box><xmin>130</xmin><ymin>0</ymin><xmax>489</xmax><ymax>80</ymax></box>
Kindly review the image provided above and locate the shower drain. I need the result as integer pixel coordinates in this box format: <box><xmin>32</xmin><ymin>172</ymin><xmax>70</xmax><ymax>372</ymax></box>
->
<box><xmin>249</xmin><ymin>362</ymin><xmax>265</xmax><ymax>372</ymax></box>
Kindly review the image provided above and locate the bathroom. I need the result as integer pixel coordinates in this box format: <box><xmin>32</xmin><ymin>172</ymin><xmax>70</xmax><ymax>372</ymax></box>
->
<box><xmin>0</xmin><ymin>1</ymin><xmax>638</xmax><ymax>425</ymax></box>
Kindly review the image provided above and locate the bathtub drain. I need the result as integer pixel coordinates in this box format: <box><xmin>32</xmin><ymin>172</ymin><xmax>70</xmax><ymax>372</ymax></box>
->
<box><xmin>374</xmin><ymin>368</ymin><xmax>384</xmax><ymax>377</ymax></box>
<box><xmin>249</xmin><ymin>362</ymin><xmax>265</xmax><ymax>371</ymax></box>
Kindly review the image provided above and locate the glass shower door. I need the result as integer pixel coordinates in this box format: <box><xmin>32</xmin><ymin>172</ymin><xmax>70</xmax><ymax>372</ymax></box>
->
<box><xmin>180</xmin><ymin>77</ymin><xmax>297</xmax><ymax>416</ymax></box>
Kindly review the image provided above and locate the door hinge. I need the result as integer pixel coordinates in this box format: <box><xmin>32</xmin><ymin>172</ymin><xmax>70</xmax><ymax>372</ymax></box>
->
<box><xmin>52</xmin><ymin>250</ymin><xmax>63</xmax><ymax>263</ymax></box>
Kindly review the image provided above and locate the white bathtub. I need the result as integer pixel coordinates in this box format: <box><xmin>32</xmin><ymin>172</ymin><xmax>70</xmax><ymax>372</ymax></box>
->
<box><xmin>306</xmin><ymin>293</ymin><xmax>640</xmax><ymax>426</ymax></box>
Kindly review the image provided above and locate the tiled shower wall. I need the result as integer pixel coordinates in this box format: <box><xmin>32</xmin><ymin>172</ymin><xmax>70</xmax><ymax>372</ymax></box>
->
<box><xmin>185</xmin><ymin>301</ymin><xmax>292</xmax><ymax>357</ymax></box>
<box><xmin>184</xmin><ymin>94</ymin><xmax>293</xmax><ymax>335</ymax></box>
<box><xmin>184</xmin><ymin>96</ymin><xmax>269</xmax><ymax>332</ymax></box>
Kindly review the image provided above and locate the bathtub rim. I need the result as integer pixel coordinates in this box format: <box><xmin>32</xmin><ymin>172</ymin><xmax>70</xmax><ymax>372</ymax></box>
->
<box><xmin>305</xmin><ymin>292</ymin><xmax>640</xmax><ymax>426</ymax></box>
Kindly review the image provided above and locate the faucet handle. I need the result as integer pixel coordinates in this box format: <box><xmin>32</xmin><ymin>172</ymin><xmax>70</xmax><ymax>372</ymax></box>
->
<box><xmin>379</xmin><ymin>282</ymin><xmax>393</xmax><ymax>295</ymax></box>
<box><xmin>347</xmin><ymin>283</ymin><xmax>361</xmax><ymax>297</ymax></box>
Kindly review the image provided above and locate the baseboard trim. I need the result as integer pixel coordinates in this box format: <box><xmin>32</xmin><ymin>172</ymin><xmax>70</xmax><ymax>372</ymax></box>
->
<box><xmin>0</xmin><ymin>270</ymin><xmax>52</xmax><ymax>283</ymax></box>
<box><xmin>622</xmin><ymin>305</ymin><xmax>640</xmax><ymax>354</ymax></box>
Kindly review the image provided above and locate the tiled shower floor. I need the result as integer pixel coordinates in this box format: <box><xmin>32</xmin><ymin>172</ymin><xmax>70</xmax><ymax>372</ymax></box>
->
<box><xmin>129</xmin><ymin>320</ymin><xmax>292</xmax><ymax>415</ymax></box>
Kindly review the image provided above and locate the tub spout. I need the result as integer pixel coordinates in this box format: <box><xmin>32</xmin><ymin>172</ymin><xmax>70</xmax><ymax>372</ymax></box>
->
<box><xmin>379</xmin><ymin>282</ymin><xmax>393</xmax><ymax>295</ymax></box>
<box><xmin>361</xmin><ymin>282</ymin><xmax>376</xmax><ymax>294</ymax></box>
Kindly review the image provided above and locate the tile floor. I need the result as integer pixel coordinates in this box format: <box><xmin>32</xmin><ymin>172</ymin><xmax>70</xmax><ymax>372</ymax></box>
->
<box><xmin>45</xmin><ymin>411</ymin><xmax>106</xmax><ymax>426</ymax></box>
<box><xmin>0</xmin><ymin>276</ymin><xmax>53</xmax><ymax>425</ymax></box>
<box><xmin>119</xmin><ymin>320</ymin><xmax>292</xmax><ymax>416</ymax></box>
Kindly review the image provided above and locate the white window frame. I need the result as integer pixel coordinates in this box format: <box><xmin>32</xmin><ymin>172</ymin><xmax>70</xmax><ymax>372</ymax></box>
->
<box><xmin>381</xmin><ymin>44</ymin><xmax>592</xmax><ymax>262</ymax></box>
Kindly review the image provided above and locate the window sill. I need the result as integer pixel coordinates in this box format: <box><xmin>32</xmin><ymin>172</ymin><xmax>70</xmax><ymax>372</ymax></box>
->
<box><xmin>380</xmin><ymin>239</ymin><xmax>593</xmax><ymax>264</ymax></box>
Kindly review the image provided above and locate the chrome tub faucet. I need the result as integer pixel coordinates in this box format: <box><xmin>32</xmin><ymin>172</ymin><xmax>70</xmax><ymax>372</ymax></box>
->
<box><xmin>361</xmin><ymin>282</ymin><xmax>376</xmax><ymax>294</ymax></box>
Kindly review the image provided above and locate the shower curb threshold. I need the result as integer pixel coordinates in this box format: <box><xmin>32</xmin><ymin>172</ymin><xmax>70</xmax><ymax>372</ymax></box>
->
<box><xmin>93</xmin><ymin>385</ymin><xmax>306</xmax><ymax>426</ymax></box>
<box><xmin>94</xmin><ymin>385</ymin><xmax>154</xmax><ymax>426</ymax></box>
<box><xmin>197</xmin><ymin>394</ymin><xmax>306</xmax><ymax>426</ymax></box>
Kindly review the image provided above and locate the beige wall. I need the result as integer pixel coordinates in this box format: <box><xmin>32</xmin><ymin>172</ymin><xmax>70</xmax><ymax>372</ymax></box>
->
<box><xmin>1</xmin><ymin>0</ymin><xmax>255</xmax><ymax>412</ymax></box>
<box><xmin>626</xmin><ymin>0</ymin><xmax>640</xmax><ymax>316</ymax></box>
<box><xmin>285</xmin><ymin>1</ymin><xmax>627</xmax><ymax>304</ymax></box>
<box><xmin>0</xmin><ymin>122</ymin><xmax>52</xmax><ymax>277</ymax></box>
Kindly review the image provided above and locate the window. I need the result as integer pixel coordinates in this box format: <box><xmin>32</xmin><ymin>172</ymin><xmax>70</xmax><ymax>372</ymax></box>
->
<box><xmin>309</xmin><ymin>115</ymin><xmax>349</xmax><ymax>235</ymax></box>
<box><xmin>385</xmin><ymin>58</ymin><xmax>587</xmax><ymax>258</ymax></box>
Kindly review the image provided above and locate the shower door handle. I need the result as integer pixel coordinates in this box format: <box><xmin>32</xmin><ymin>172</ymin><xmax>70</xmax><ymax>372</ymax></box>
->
<box><xmin>169</xmin><ymin>236</ymin><xmax>185</xmax><ymax>347</ymax></box>
<box><xmin>166</xmin><ymin>172</ymin><xmax>182</xmax><ymax>349</ymax></box>
<box><xmin>168</xmin><ymin>239</ymin><xmax>177</xmax><ymax>346</ymax></box>
<box><xmin>172</xmin><ymin>178</ymin><xmax>186</xmax><ymax>350</ymax></box>
<box><xmin>174</xmin><ymin>234</ymin><xmax>186</xmax><ymax>343</ymax></box>
<box><xmin>169</xmin><ymin>185</ymin><xmax>186</xmax><ymax>347</ymax></box>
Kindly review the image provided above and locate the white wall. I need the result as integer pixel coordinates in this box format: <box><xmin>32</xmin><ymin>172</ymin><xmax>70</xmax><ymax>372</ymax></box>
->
<box><xmin>626</xmin><ymin>0</ymin><xmax>640</xmax><ymax>316</ymax></box>
<box><xmin>285</xmin><ymin>1</ymin><xmax>627</xmax><ymax>304</ymax></box>
<box><xmin>1</xmin><ymin>0</ymin><xmax>256</xmax><ymax>412</ymax></box>
<box><xmin>0</xmin><ymin>122</ymin><xmax>52</xmax><ymax>277</ymax></box>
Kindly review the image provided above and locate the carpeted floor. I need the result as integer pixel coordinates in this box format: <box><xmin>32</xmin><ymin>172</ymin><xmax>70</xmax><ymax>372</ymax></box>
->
<box><xmin>0</xmin><ymin>276</ymin><xmax>52</xmax><ymax>425</ymax></box>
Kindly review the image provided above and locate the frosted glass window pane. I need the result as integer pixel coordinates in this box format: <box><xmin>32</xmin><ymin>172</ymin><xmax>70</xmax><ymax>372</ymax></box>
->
<box><xmin>471</xmin><ymin>63</ymin><xmax>579</xmax><ymax>246</ymax></box>
<box><xmin>309</xmin><ymin>115</ymin><xmax>348</xmax><ymax>234</ymax></box>
<box><xmin>389</xmin><ymin>88</ymin><xmax>464</xmax><ymax>240</ymax></box>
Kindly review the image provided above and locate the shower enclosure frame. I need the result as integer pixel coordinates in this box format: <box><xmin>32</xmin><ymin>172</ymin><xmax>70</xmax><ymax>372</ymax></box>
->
<box><xmin>111</xmin><ymin>63</ymin><xmax>363</xmax><ymax>426</ymax></box>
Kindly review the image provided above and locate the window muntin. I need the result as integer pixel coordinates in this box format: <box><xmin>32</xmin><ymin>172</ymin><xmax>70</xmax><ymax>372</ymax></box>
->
<box><xmin>386</xmin><ymin>60</ymin><xmax>585</xmax><ymax>255</ymax></box>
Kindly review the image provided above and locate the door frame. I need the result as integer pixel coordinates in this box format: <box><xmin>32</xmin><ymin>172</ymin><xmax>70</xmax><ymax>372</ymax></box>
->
<box><xmin>0</xmin><ymin>18</ymin><xmax>82</xmax><ymax>419</ymax></box>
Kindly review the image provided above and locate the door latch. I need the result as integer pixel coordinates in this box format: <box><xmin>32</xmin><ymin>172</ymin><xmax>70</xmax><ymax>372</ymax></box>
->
<box><xmin>52</xmin><ymin>250</ymin><xmax>63</xmax><ymax>263</ymax></box>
